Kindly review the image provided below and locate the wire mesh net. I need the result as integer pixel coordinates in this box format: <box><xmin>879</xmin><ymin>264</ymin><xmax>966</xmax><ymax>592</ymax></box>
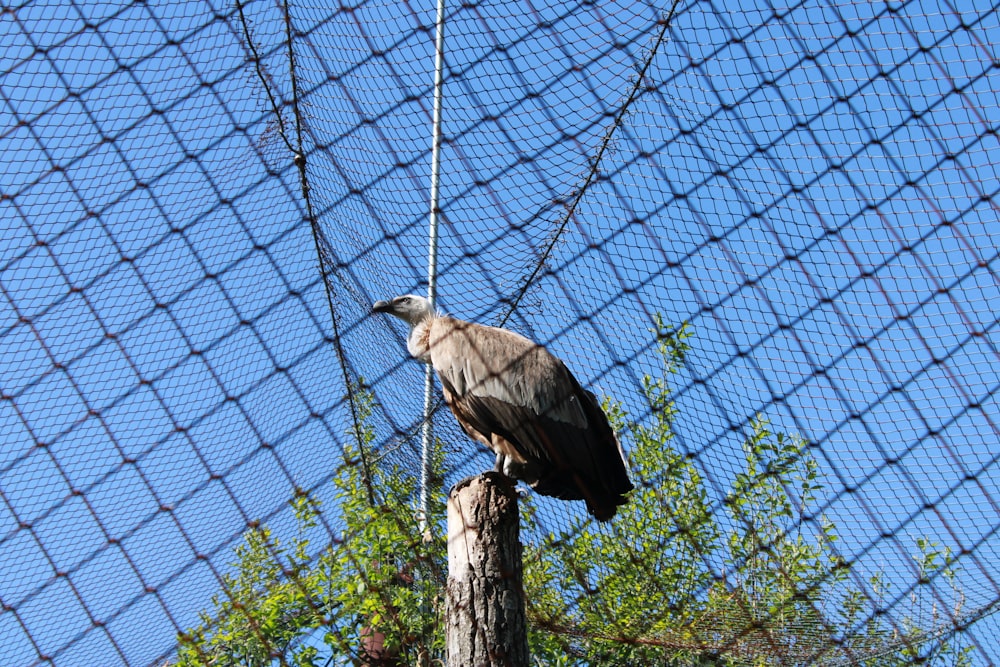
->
<box><xmin>1</xmin><ymin>0</ymin><xmax>998</xmax><ymax>664</ymax></box>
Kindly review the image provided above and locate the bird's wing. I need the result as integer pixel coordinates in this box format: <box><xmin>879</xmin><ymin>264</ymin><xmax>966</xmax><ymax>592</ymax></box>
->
<box><xmin>430</xmin><ymin>316</ymin><xmax>632</xmax><ymax>519</ymax></box>
<box><xmin>429</xmin><ymin>316</ymin><xmax>588</xmax><ymax>429</ymax></box>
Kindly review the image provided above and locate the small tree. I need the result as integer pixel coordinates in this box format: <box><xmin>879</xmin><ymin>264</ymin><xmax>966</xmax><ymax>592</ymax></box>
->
<box><xmin>522</xmin><ymin>321</ymin><xmax>971</xmax><ymax>666</ymax></box>
<box><xmin>175</xmin><ymin>384</ymin><xmax>447</xmax><ymax>667</ymax></box>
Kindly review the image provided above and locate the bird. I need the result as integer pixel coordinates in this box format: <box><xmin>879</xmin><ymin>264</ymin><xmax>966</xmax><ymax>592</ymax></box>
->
<box><xmin>372</xmin><ymin>294</ymin><xmax>632</xmax><ymax>521</ymax></box>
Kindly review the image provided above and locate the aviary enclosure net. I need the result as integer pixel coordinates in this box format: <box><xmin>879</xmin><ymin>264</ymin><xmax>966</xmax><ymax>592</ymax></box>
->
<box><xmin>1</xmin><ymin>0</ymin><xmax>998</xmax><ymax>664</ymax></box>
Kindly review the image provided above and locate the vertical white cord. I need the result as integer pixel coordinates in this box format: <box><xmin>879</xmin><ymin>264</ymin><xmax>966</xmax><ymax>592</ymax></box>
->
<box><xmin>420</xmin><ymin>0</ymin><xmax>445</xmax><ymax>535</ymax></box>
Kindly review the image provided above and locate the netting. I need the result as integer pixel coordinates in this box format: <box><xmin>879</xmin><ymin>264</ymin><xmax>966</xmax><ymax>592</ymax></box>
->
<box><xmin>1</xmin><ymin>0</ymin><xmax>998</xmax><ymax>665</ymax></box>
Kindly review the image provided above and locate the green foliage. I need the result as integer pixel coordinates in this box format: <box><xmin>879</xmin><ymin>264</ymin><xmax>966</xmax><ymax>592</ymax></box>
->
<box><xmin>522</xmin><ymin>321</ymin><xmax>972</xmax><ymax>666</ymax></box>
<box><xmin>174</xmin><ymin>494</ymin><xmax>332</xmax><ymax>667</ymax></box>
<box><xmin>319</xmin><ymin>437</ymin><xmax>447</xmax><ymax>664</ymax></box>
<box><xmin>835</xmin><ymin>538</ymin><xmax>973</xmax><ymax>667</ymax></box>
<box><xmin>175</xmin><ymin>327</ymin><xmax>972</xmax><ymax>667</ymax></box>
<box><xmin>175</xmin><ymin>383</ymin><xmax>446</xmax><ymax>666</ymax></box>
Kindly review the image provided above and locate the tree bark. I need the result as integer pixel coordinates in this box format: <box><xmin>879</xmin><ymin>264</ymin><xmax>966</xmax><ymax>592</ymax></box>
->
<box><xmin>446</xmin><ymin>472</ymin><xmax>529</xmax><ymax>667</ymax></box>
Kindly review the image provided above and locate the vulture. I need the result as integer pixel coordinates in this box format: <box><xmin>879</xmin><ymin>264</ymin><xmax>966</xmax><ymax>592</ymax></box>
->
<box><xmin>372</xmin><ymin>294</ymin><xmax>632</xmax><ymax>521</ymax></box>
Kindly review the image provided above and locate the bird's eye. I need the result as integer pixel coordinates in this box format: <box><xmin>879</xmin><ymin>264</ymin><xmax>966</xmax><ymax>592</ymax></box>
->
<box><xmin>401</xmin><ymin>297</ymin><xmax>411</xmax><ymax>303</ymax></box>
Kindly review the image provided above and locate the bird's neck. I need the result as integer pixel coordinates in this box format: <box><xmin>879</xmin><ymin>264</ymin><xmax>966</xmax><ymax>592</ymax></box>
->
<box><xmin>407</xmin><ymin>317</ymin><xmax>433</xmax><ymax>363</ymax></box>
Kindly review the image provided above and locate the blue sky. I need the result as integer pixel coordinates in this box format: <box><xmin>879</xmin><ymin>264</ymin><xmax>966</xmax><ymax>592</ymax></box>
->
<box><xmin>1</xmin><ymin>0</ymin><xmax>999</xmax><ymax>664</ymax></box>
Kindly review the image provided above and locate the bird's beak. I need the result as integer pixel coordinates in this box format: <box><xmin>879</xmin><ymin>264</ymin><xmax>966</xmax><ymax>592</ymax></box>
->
<box><xmin>371</xmin><ymin>299</ymin><xmax>392</xmax><ymax>314</ymax></box>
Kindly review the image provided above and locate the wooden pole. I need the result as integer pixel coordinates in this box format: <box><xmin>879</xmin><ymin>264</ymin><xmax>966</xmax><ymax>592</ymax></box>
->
<box><xmin>446</xmin><ymin>472</ymin><xmax>529</xmax><ymax>667</ymax></box>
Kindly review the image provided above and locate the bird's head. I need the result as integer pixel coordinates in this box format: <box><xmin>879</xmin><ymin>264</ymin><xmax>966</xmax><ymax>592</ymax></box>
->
<box><xmin>371</xmin><ymin>294</ymin><xmax>435</xmax><ymax>325</ymax></box>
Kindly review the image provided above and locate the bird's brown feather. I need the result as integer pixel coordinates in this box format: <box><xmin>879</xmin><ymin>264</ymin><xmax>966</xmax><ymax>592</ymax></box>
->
<box><xmin>430</xmin><ymin>316</ymin><xmax>632</xmax><ymax>520</ymax></box>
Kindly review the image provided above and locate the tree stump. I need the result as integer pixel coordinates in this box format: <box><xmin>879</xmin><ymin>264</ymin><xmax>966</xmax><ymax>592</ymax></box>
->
<box><xmin>445</xmin><ymin>472</ymin><xmax>529</xmax><ymax>667</ymax></box>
